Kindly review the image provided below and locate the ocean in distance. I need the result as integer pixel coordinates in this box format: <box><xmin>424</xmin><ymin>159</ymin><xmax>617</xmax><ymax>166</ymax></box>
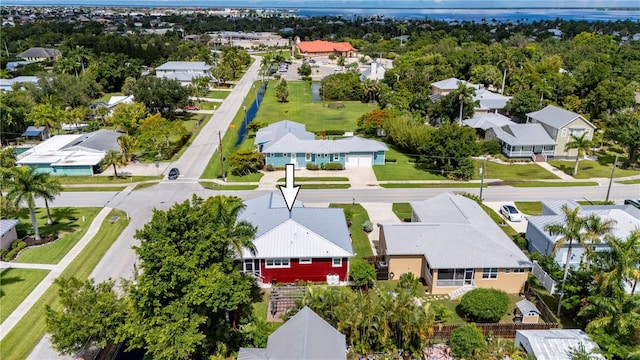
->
<box><xmin>4</xmin><ymin>0</ymin><xmax>640</xmax><ymax>23</ymax></box>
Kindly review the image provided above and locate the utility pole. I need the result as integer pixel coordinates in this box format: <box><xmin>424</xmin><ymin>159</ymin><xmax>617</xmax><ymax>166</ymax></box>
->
<box><xmin>605</xmin><ymin>154</ymin><xmax>618</xmax><ymax>202</ymax></box>
<box><xmin>479</xmin><ymin>155</ymin><xmax>487</xmax><ymax>201</ymax></box>
<box><xmin>218</xmin><ymin>131</ymin><xmax>226</xmax><ymax>182</ymax></box>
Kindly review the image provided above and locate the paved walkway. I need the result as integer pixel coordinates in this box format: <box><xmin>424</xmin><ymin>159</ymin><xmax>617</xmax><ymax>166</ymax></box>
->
<box><xmin>359</xmin><ymin>203</ymin><xmax>402</xmax><ymax>256</ymax></box>
<box><xmin>536</xmin><ymin>161</ymin><xmax>575</xmax><ymax>180</ymax></box>
<box><xmin>255</xmin><ymin>167</ymin><xmax>379</xmax><ymax>191</ymax></box>
<box><xmin>0</xmin><ymin>207</ymin><xmax>112</xmax><ymax>342</ymax></box>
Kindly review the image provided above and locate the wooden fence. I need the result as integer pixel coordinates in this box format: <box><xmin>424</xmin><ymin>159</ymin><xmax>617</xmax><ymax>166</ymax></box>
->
<box><xmin>431</xmin><ymin>322</ymin><xmax>559</xmax><ymax>339</ymax></box>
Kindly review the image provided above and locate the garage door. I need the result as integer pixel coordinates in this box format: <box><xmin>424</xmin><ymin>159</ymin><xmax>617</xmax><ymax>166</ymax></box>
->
<box><xmin>345</xmin><ymin>155</ymin><xmax>373</xmax><ymax>168</ymax></box>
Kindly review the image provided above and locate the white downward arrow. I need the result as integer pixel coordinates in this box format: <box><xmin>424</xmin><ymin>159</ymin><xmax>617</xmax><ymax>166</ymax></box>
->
<box><xmin>279</xmin><ymin>164</ymin><xmax>300</xmax><ymax>211</ymax></box>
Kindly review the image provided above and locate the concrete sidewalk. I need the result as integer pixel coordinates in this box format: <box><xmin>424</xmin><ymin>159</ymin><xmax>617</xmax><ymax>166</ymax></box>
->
<box><xmin>0</xmin><ymin>207</ymin><xmax>112</xmax><ymax>342</ymax></box>
<box><xmin>535</xmin><ymin>161</ymin><xmax>575</xmax><ymax>180</ymax></box>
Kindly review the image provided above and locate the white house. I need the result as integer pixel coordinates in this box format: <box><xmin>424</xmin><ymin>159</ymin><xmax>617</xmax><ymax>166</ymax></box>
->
<box><xmin>155</xmin><ymin>61</ymin><xmax>214</xmax><ymax>86</ymax></box>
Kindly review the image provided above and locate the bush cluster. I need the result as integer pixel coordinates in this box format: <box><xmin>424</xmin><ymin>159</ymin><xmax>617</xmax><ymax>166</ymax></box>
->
<box><xmin>1</xmin><ymin>240</ymin><xmax>27</xmax><ymax>261</ymax></box>
<box><xmin>362</xmin><ymin>220</ymin><xmax>374</xmax><ymax>233</ymax></box>
<box><xmin>450</xmin><ymin>324</ymin><xmax>486</xmax><ymax>358</ymax></box>
<box><xmin>306</xmin><ymin>163</ymin><xmax>319</xmax><ymax>170</ymax></box>
<box><xmin>322</xmin><ymin>162</ymin><xmax>343</xmax><ymax>170</ymax></box>
<box><xmin>459</xmin><ymin>288</ymin><xmax>511</xmax><ymax>323</ymax></box>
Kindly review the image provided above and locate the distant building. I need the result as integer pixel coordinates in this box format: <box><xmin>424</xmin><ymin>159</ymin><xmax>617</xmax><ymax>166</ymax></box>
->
<box><xmin>0</xmin><ymin>76</ymin><xmax>38</xmax><ymax>92</ymax></box>
<box><xmin>360</xmin><ymin>61</ymin><xmax>386</xmax><ymax>81</ymax></box>
<box><xmin>16</xmin><ymin>47</ymin><xmax>61</xmax><ymax>62</ymax></box>
<box><xmin>295</xmin><ymin>38</ymin><xmax>357</xmax><ymax>58</ymax></box>
<box><xmin>21</xmin><ymin>126</ymin><xmax>50</xmax><ymax>141</ymax></box>
<box><xmin>155</xmin><ymin>61</ymin><xmax>214</xmax><ymax>86</ymax></box>
<box><xmin>515</xmin><ymin>329</ymin><xmax>604</xmax><ymax>360</ymax></box>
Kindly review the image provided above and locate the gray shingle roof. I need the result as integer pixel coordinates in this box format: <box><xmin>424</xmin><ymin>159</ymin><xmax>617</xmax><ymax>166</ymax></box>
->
<box><xmin>431</xmin><ymin>77</ymin><xmax>479</xmax><ymax>90</ymax></box>
<box><xmin>383</xmin><ymin>193</ymin><xmax>531</xmax><ymax>269</ymax></box>
<box><xmin>526</xmin><ymin>105</ymin><xmax>592</xmax><ymax>129</ymax></box>
<box><xmin>16</xmin><ymin>47</ymin><xmax>60</xmax><ymax>60</ymax></box>
<box><xmin>266</xmin><ymin>307</ymin><xmax>347</xmax><ymax>360</ymax></box>
<box><xmin>255</xmin><ymin>120</ymin><xmax>314</xmax><ymax>146</ymax></box>
<box><xmin>473</xmin><ymin>89</ymin><xmax>511</xmax><ymax>110</ymax></box>
<box><xmin>155</xmin><ymin>61</ymin><xmax>211</xmax><ymax>71</ymax></box>
<box><xmin>490</xmin><ymin>124</ymin><xmax>556</xmax><ymax>146</ymax></box>
<box><xmin>262</xmin><ymin>134</ymin><xmax>387</xmax><ymax>154</ymax></box>
<box><xmin>463</xmin><ymin>113</ymin><xmax>513</xmax><ymax>131</ymax></box>
<box><xmin>62</xmin><ymin>129</ymin><xmax>121</xmax><ymax>152</ymax></box>
<box><xmin>0</xmin><ymin>219</ymin><xmax>19</xmax><ymax>236</ymax></box>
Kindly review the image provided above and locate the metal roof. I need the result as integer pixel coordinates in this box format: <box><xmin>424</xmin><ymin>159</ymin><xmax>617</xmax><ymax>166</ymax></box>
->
<box><xmin>0</xmin><ymin>219</ymin><xmax>20</xmax><ymax>236</ymax></box>
<box><xmin>255</xmin><ymin>120</ymin><xmax>313</xmax><ymax>146</ymax></box>
<box><xmin>463</xmin><ymin>113</ymin><xmax>513</xmax><ymax>131</ymax></box>
<box><xmin>160</xmin><ymin>72</ymin><xmax>211</xmax><ymax>82</ymax></box>
<box><xmin>473</xmin><ymin>89</ymin><xmax>511</xmax><ymax>110</ymax></box>
<box><xmin>431</xmin><ymin>77</ymin><xmax>479</xmax><ymax>90</ymax></box>
<box><xmin>266</xmin><ymin>307</ymin><xmax>347</xmax><ymax>360</ymax></box>
<box><xmin>237</xmin><ymin>348</ymin><xmax>267</xmax><ymax>360</ymax></box>
<box><xmin>383</xmin><ymin>193</ymin><xmax>531</xmax><ymax>269</ymax></box>
<box><xmin>526</xmin><ymin>105</ymin><xmax>593</xmax><ymax>130</ymax></box>
<box><xmin>516</xmin><ymin>299</ymin><xmax>541</xmax><ymax>315</ymax></box>
<box><xmin>516</xmin><ymin>329</ymin><xmax>604</xmax><ymax>360</ymax></box>
<box><xmin>63</xmin><ymin>130</ymin><xmax>121</xmax><ymax>152</ymax></box>
<box><xmin>262</xmin><ymin>133</ymin><xmax>387</xmax><ymax>154</ymax></box>
<box><xmin>155</xmin><ymin>61</ymin><xmax>211</xmax><ymax>71</ymax></box>
<box><xmin>21</xmin><ymin>126</ymin><xmax>46</xmax><ymax>137</ymax></box>
<box><xmin>490</xmin><ymin>123</ymin><xmax>556</xmax><ymax>146</ymax></box>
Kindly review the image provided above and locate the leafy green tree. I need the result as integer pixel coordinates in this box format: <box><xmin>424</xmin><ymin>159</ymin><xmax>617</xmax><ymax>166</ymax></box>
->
<box><xmin>221</xmin><ymin>46</ymin><xmax>251</xmax><ymax>79</ymax></box>
<box><xmin>0</xmin><ymin>88</ymin><xmax>35</xmax><ymax>143</ymax></box>
<box><xmin>356</xmin><ymin>109</ymin><xmax>395</xmax><ymax>136</ymax></box>
<box><xmin>418</xmin><ymin>123</ymin><xmax>478</xmax><ymax>180</ymax></box>
<box><xmin>121</xmin><ymin>76</ymin><xmax>137</xmax><ymax>96</ymax></box>
<box><xmin>121</xmin><ymin>195</ymin><xmax>259</xmax><ymax>359</ymax></box>
<box><xmin>29</xmin><ymin>73</ymin><xmax>100</xmax><ymax>109</ymax></box>
<box><xmin>297</xmin><ymin>63</ymin><xmax>312</xmax><ymax>77</ymax></box>
<box><xmin>117</xmin><ymin>134</ymin><xmax>138</xmax><ymax>163</ymax></box>
<box><xmin>606</xmin><ymin>107</ymin><xmax>640</xmax><ymax>164</ymax></box>
<box><xmin>28</xmin><ymin>102</ymin><xmax>66</xmax><ymax>135</ymax></box>
<box><xmin>3</xmin><ymin>167</ymin><xmax>61</xmax><ymax>241</ymax></box>
<box><xmin>106</xmin><ymin>102</ymin><xmax>147</xmax><ymax>135</ymax></box>
<box><xmin>504</xmin><ymin>89</ymin><xmax>540</xmax><ymax>120</ymax></box>
<box><xmin>566</xmin><ymin>343</ymin><xmax>602</xmax><ymax>360</ymax></box>
<box><xmin>132</xmin><ymin>76</ymin><xmax>189</xmax><ymax>118</ymax></box>
<box><xmin>229</xmin><ymin>149</ymin><xmax>264</xmax><ymax>176</ymax></box>
<box><xmin>46</xmin><ymin>278</ymin><xmax>126</xmax><ymax>355</ymax></box>
<box><xmin>348</xmin><ymin>260</ymin><xmax>376</xmax><ymax>289</ymax></box>
<box><xmin>103</xmin><ymin>149</ymin><xmax>126</xmax><ymax>178</ymax></box>
<box><xmin>190</xmin><ymin>76</ymin><xmax>211</xmax><ymax>103</ymax></box>
<box><xmin>321</xmin><ymin>73</ymin><xmax>363</xmax><ymax>101</ymax></box>
<box><xmin>565</xmin><ymin>132</ymin><xmax>593</xmax><ymax>176</ymax></box>
<box><xmin>137</xmin><ymin>113</ymin><xmax>187</xmax><ymax>159</ymax></box>
<box><xmin>88</xmin><ymin>52</ymin><xmax>141</xmax><ymax>93</ymax></box>
<box><xmin>450</xmin><ymin>324</ymin><xmax>486</xmax><ymax>358</ymax></box>
<box><xmin>470</xmin><ymin>64</ymin><xmax>502</xmax><ymax>89</ymax></box>
<box><xmin>459</xmin><ymin>288</ymin><xmax>510</xmax><ymax>323</ymax></box>
<box><xmin>545</xmin><ymin>204</ymin><xmax>588</xmax><ymax>316</ymax></box>
<box><xmin>275</xmin><ymin>79</ymin><xmax>289</xmax><ymax>103</ymax></box>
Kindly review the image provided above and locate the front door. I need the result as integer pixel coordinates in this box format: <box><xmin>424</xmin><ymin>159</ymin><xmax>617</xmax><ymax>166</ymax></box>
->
<box><xmin>244</xmin><ymin>259</ymin><xmax>261</xmax><ymax>278</ymax></box>
<box><xmin>290</xmin><ymin>153</ymin><xmax>297</xmax><ymax>168</ymax></box>
<box><xmin>464</xmin><ymin>269</ymin><xmax>475</xmax><ymax>285</ymax></box>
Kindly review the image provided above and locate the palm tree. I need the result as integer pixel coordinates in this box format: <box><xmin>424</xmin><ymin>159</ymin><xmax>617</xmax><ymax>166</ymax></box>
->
<box><xmin>210</xmin><ymin>196</ymin><xmax>257</xmax><ymax>259</ymax></box>
<box><xmin>28</xmin><ymin>102</ymin><xmax>66</xmax><ymax>135</ymax></box>
<box><xmin>35</xmin><ymin>175</ymin><xmax>62</xmax><ymax>225</ymax></box>
<box><xmin>117</xmin><ymin>134</ymin><xmax>138</xmax><ymax>163</ymax></box>
<box><xmin>498</xmin><ymin>49</ymin><xmax>517</xmax><ymax>95</ymax></box>
<box><xmin>69</xmin><ymin>45</ymin><xmax>89</xmax><ymax>75</ymax></box>
<box><xmin>597</xmin><ymin>231</ymin><xmax>640</xmax><ymax>295</ymax></box>
<box><xmin>454</xmin><ymin>82</ymin><xmax>476</xmax><ymax>124</ymax></box>
<box><xmin>581</xmin><ymin>214</ymin><xmax>616</xmax><ymax>270</ymax></box>
<box><xmin>397</xmin><ymin>23</ymin><xmax>407</xmax><ymax>46</ymax></box>
<box><xmin>565</xmin><ymin>133</ymin><xmax>593</xmax><ymax>176</ymax></box>
<box><xmin>362</xmin><ymin>79</ymin><xmax>380</xmax><ymax>103</ymax></box>
<box><xmin>103</xmin><ymin>150</ymin><xmax>126</xmax><ymax>178</ymax></box>
<box><xmin>545</xmin><ymin>204</ymin><xmax>586</xmax><ymax>316</ymax></box>
<box><xmin>4</xmin><ymin>166</ymin><xmax>61</xmax><ymax>241</ymax></box>
<box><xmin>532</xmin><ymin>78</ymin><xmax>553</xmax><ymax>108</ymax></box>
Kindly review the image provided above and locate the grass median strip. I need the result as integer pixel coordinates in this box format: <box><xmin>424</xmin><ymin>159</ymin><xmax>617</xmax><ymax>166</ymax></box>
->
<box><xmin>617</xmin><ymin>179</ymin><xmax>640</xmax><ymax>184</ymax></box>
<box><xmin>276</xmin><ymin>177</ymin><xmax>349</xmax><ymax>182</ymax></box>
<box><xmin>514</xmin><ymin>201</ymin><xmax>543</xmax><ymax>216</ymax></box>
<box><xmin>392</xmin><ymin>203</ymin><xmax>412</xmax><ymax>221</ymax></box>
<box><xmin>200</xmin><ymin>182</ymin><xmax>258</xmax><ymax>190</ymax></box>
<box><xmin>61</xmin><ymin>186</ymin><xmax>126</xmax><ymax>192</ymax></box>
<box><xmin>276</xmin><ymin>184</ymin><xmax>350</xmax><ymax>189</ymax></box>
<box><xmin>0</xmin><ymin>209</ymin><xmax>129</xmax><ymax>360</ymax></box>
<box><xmin>0</xmin><ymin>269</ymin><xmax>50</xmax><ymax>324</ymax></box>
<box><xmin>500</xmin><ymin>181</ymin><xmax>599</xmax><ymax>187</ymax></box>
<box><xmin>381</xmin><ymin>183</ymin><xmax>484</xmax><ymax>188</ymax></box>
<box><xmin>57</xmin><ymin>176</ymin><xmax>161</xmax><ymax>185</ymax></box>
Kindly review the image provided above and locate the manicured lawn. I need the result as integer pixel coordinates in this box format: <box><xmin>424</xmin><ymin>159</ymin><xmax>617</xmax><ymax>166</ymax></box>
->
<box><xmin>381</xmin><ymin>183</ymin><xmax>484</xmax><ymax>188</ymax></box>
<box><xmin>0</xmin><ymin>269</ymin><xmax>50</xmax><ymax>324</ymax></box>
<box><xmin>15</xmin><ymin>207</ymin><xmax>102</xmax><ymax>264</ymax></box>
<box><xmin>501</xmin><ymin>180</ymin><xmax>598</xmax><ymax>187</ymax></box>
<box><xmin>287</xmin><ymin>184</ymin><xmax>350</xmax><ymax>189</ymax></box>
<box><xmin>548</xmin><ymin>154</ymin><xmax>640</xmax><ymax>179</ymax></box>
<box><xmin>201</xmin><ymin>81</ymin><xmax>264</xmax><ymax>180</ymax></box>
<box><xmin>133</xmin><ymin>182</ymin><xmax>160</xmax><ymax>191</ymax></box>
<box><xmin>253</xmin><ymin>289</ymin><xmax>271</xmax><ymax>321</ymax></box>
<box><xmin>168</xmin><ymin>115</ymin><xmax>211</xmax><ymax>162</ymax></box>
<box><xmin>618</xmin><ymin>179</ymin><xmax>640</xmax><ymax>184</ymax></box>
<box><xmin>197</xmin><ymin>101</ymin><xmax>219</xmax><ymax>110</ymax></box>
<box><xmin>205</xmin><ymin>90</ymin><xmax>230</xmax><ymax>100</ymax></box>
<box><xmin>474</xmin><ymin>160</ymin><xmax>559</xmax><ymax>180</ymax></box>
<box><xmin>253</xmin><ymin>80</ymin><xmax>375</xmax><ymax>133</ymax></box>
<box><xmin>276</xmin><ymin>177</ymin><xmax>349</xmax><ymax>182</ymax></box>
<box><xmin>61</xmin><ymin>186</ymin><xmax>126</xmax><ymax>192</ymax></box>
<box><xmin>0</xmin><ymin>209</ymin><xmax>129</xmax><ymax>360</ymax></box>
<box><xmin>329</xmin><ymin>204</ymin><xmax>373</xmax><ymax>258</ymax></box>
<box><xmin>374</xmin><ymin>146</ymin><xmax>447</xmax><ymax>181</ymax></box>
<box><xmin>56</xmin><ymin>176</ymin><xmax>161</xmax><ymax>185</ymax></box>
<box><xmin>514</xmin><ymin>201</ymin><xmax>543</xmax><ymax>216</ymax></box>
<box><xmin>200</xmin><ymin>182</ymin><xmax>258</xmax><ymax>190</ymax></box>
<box><xmin>97</xmin><ymin>92</ymin><xmax>123</xmax><ymax>102</ymax></box>
<box><xmin>392</xmin><ymin>203</ymin><xmax>412</xmax><ymax>221</ymax></box>
<box><xmin>428</xmin><ymin>299</ymin><xmax>466</xmax><ymax>325</ymax></box>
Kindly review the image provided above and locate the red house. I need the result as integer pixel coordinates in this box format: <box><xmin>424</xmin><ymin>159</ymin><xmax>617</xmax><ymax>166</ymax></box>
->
<box><xmin>295</xmin><ymin>39</ymin><xmax>357</xmax><ymax>58</ymax></box>
<box><xmin>239</xmin><ymin>193</ymin><xmax>354</xmax><ymax>284</ymax></box>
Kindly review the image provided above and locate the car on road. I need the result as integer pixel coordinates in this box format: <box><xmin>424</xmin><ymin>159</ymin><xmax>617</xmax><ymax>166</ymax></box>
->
<box><xmin>624</xmin><ymin>199</ymin><xmax>640</xmax><ymax>209</ymax></box>
<box><xmin>334</xmin><ymin>66</ymin><xmax>343</xmax><ymax>71</ymax></box>
<box><xmin>500</xmin><ymin>205</ymin><xmax>523</xmax><ymax>222</ymax></box>
<box><xmin>168</xmin><ymin>167</ymin><xmax>180</xmax><ymax>180</ymax></box>
<box><xmin>183</xmin><ymin>105</ymin><xmax>200</xmax><ymax>111</ymax></box>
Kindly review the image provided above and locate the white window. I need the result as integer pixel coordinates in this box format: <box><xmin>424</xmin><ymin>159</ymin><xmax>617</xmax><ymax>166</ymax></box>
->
<box><xmin>299</xmin><ymin>258</ymin><xmax>312</xmax><ymax>264</ymax></box>
<box><xmin>305</xmin><ymin>153</ymin><xmax>312</xmax><ymax>161</ymax></box>
<box><xmin>265</xmin><ymin>259</ymin><xmax>290</xmax><ymax>268</ymax></box>
<box><xmin>561</xmin><ymin>128</ymin><xmax>568</xmax><ymax>137</ymax></box>
<box><xmin>332</xmin><ymin>258</ymin><xmax>342</xmax><ymax>267</ymax></box>
<box><xmin>482</xmin><ymin>268</ymin><xmax>498</xmax><ymax>279</ymax></box>
<box><xmin>569</xmin><ymin>128</ymin><xmax>585</xmax><ymax>137</ymax></box>
<box><xmin>333</xmin><ymin>153</ymin><xmax>339</xmax><ymax>161</ymax></box>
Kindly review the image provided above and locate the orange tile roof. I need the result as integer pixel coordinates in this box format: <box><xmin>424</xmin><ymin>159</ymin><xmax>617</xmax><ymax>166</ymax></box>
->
<box><xmin>296</xmin><ymin>40</ymin><xmax>356</xmax><ymax>53</ymax></box>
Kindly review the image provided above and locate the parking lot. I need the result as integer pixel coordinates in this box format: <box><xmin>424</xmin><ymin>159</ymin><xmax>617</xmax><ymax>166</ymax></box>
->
<box><xmin>277</xmin><ymin>56</ymin><xmax>365</xmax><ymax>81</ymax></box>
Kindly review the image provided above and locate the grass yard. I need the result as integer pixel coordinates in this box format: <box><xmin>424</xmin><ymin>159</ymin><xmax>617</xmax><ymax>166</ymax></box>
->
<box><xmin>276</xmin><ymin>177</ymin><xmax>349</xmax><ymax>182</ymax></box>
<box><xmin>200</xmin><ymin>182</ymin><xmax>259</xmax><ymax>190</ymax></box>
<box><xmin>381</xmin><ymin>183</ymin><xmax>484</xmax><ymax>188</ymax></box>
<box><xmin>374</xmin><ymin>147</ymin><xmax>447</xmax><ymax>181</ymax></box>
<box><xmin>474</xmin><ymin>160</ymin><xmax>559</xmax><ymax>180</ymax></box>
<box><xmin>499</xmin><ymin>180</ymin><xmax>598</xmax><ymax>187</ymax></box>
<box><xmin>97</xmin><ymin>92</ymin><xmax>123</xmax><ymax>102</ymax></box>
<box><xmin>61</xmin><ymin>186</ymin><xmax>126</xmax><ymax>192</ymax></box>
<box><xmin>294</xmin><ymin>184</ymin><xmax>350</xmax><ymax>189</ymax></box>
<box><xmin>253</xmin><ymin>81</ymin><xmax>375</xmax><ymax>133</ymax></box>
<box><xmin>329</xmin><ymin>204</ymin><xmax>373</xmax><ymax>258</ymax></box>
<box><xmin>168</xmin><ymin>115</ymin><xmax>211</xmax><ymax>162</ymax></box>
<box><xmin>0</xmin><ymin>269</ymin><xmax>50</xmax><ymax>324</ymax></box>
<box><xmin>0</xmin><ymin>209</ymin><xmax>128</xmax><ymax>360</ymax></box>
<box><xmin>548</xmin><ymin>154</ymin><xmax>640</xmax><ymax>179</ymax></box>
<box><xmin>56</xmin><ymin>176</ymin><xmax>161</xmax><ymax>185</ymax></box>
<box><xmin>201</xmin><ymin>81</ymin><xmax>266</xmax><ymax>180</ymax></box>
<box><xmin>197</xmin><ymin>101</ymin><xmax>219</xmax><ymax>110</ymax></box>
<box><xmin>392</xmin><ymin>203</ymin><xmax>412</xmax><ymax>221</ymax></box>
<box><xmin>514</xmin><ymin>201</ymin><xmax>543</xmax><ymax>216</ymax></box>
<box><xmin>133</xmin><ymin>182</ymin><xmax>160</xmax><ymax>191</ymax></box>
<box><xmin>15</xmin><ymin>207</ymin><xmax>102</xmax><ymax>264</ymax></box>
<box><xmin>253</xmin><ymin>289</ymin><xmax>271</xmax><ymax>321</ymax></box>
<box><xmin>205</xmin><ymin>90</ymin><xmax>230</xmax><ymax>100</ymax></box>
<box><xmin>618</xmin><ymin>179</ymin><xmax>640</xmax><ymax>184</ymax></box>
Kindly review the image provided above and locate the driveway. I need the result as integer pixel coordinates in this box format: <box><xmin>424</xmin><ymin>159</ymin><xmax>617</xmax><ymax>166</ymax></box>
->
<box><xmin>484</xmin><ymin>201</ymin><xmax>529</xmax><ymax>233</ymax></box>
<box><xmin>257</xmin><ymin>166</ymin><xmax>379</xmax><ymax>190</ymax></box>
<box><xmin>360</xmin><ymin>202</ymin><xmax>403</xmax><ymax>256</ymax></box>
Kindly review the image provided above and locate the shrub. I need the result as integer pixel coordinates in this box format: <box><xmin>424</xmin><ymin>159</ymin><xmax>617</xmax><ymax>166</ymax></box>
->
<box><xmin>327</xmin><ymin>103</ymin><xmax>345</xmax><ymax>109</ymax></box>
<box><xmin>385</xmin><ymin>158</ymin><xmax>397</xmax><ymax>163</ymax></box>
<box><xmin>432</xmin><ymin>304</ymin><xmax>453</xmax><ymax>324</ymax></box>
<box><xmin>357</xmin><ymin>109</ymin><xmax>396</xmax><ymax>136</ymax></box>
<box><xmin>3</xmin><ymin>240</ymin><xmax>27</xmax><ymax>261</ymax></box>
<box><xmin>229</xmin><ymin>150</ymin><xmax>264</xmax><ymax>176</ymax></box>
<box><xmin>301</xmin><ymin>76</ymin><xmax>312</xmax><ymax>81</ymax></box>
<box><xmin>459</xmin><ymin>288</ymin><xmax>510</xmax><ymax>323</ymax></box>
<box><xmin>324</xmin><ymin>162</ymin><xmax>343</xmax><ymax>170</ymax></box>
<box><xmin>265</xmin><ymin>164</ymin><xmax>275</xmax><ymax>171</ymax></box>
<box><xmin>306</xmin><ymin>163</ymin><xmax>319</xmax><ymax>170</ymax></box>
<box><xmin>450</xmin><ymin>324</ymin><xmax>486</xmax><ymax>358</ymax></box>
<box><xmin>362</xmin><ymin>220</ymin><xmax>374</xmax><ymax>233</ymax></box>
<box><xmin>478</xmin><ymin>140</ymin><xmax>502</xmax><ymax>155</ymax></box>
<box><xmin>349</xmin><ymin>260</ymin><xmax>376</xmax><ymax>289</ymax></box>
<box><xmin>512</xmin><ymin>234</ymin><xmax>528</xmax><ymax>250</ymax></box>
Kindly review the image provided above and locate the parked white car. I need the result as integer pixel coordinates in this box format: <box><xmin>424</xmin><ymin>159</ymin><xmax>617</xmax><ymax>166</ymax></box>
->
<box><xmin>500</xmin><ymin>205</ymin><xmax>523</xmax><ymax>222</ymax></box>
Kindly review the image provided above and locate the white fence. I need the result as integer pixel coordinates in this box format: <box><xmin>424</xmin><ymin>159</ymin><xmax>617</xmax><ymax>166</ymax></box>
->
<box><xmin>532</xmin><ymin>261</ymin><xmax>557</xmax><ymax>294</ymax></box>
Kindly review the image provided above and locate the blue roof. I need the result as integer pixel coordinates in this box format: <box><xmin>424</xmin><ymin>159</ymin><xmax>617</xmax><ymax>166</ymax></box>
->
<box><xmin>21</xmin><ymin>126</ymin><xmax>46</xmax><ymax>137</ymax></box>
